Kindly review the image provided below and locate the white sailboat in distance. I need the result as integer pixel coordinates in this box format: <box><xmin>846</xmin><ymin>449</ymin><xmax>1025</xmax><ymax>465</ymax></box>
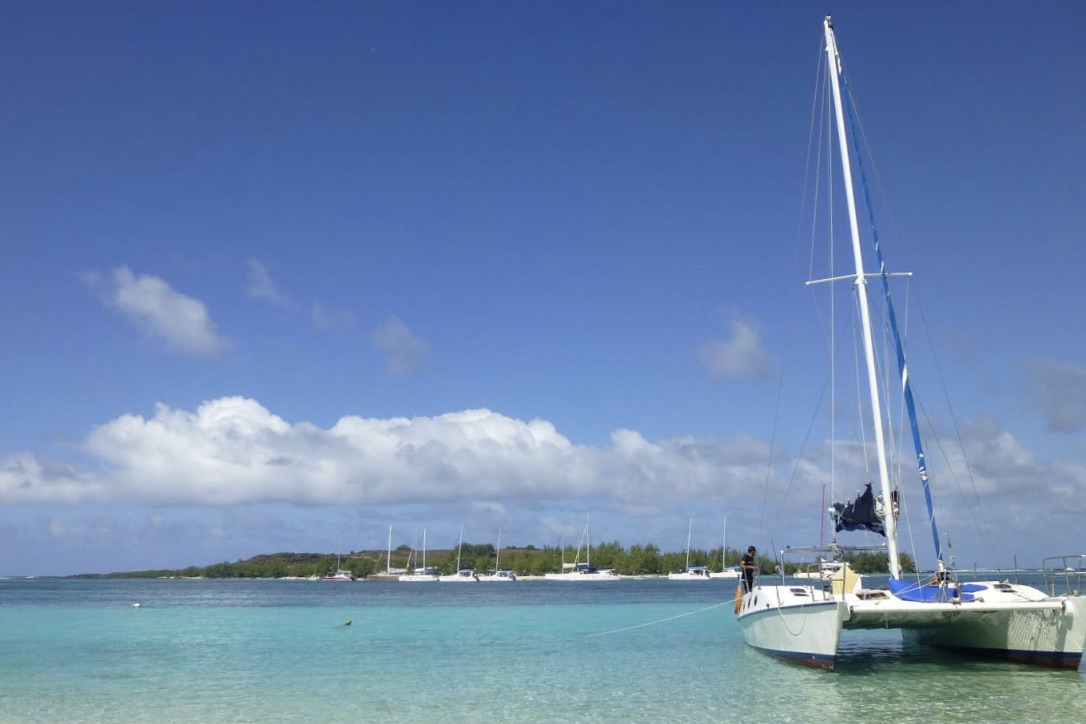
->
<box><xmin>544</xmin><ymin>516</ymin><xmax>619</xmax><ymax>581</ymax></box>
<box><xmin>669</xmin><ymin>519</ymin><xmax>711</xmax><ymax>581</ymax></box>
<box><xmin>399</xmin><ymin>528</ymin><xmax>438</xmax><ymax>582</ymax></box>
<box><xmin>477</xmin><ymin>526</ymin><xmax>517</xmax><ymax>582</ymax></box>
<box><xmin>439</xmin><ymin>524</ymin><xmax>478</xmax><ymax>582</ymax></box>
<box><xmin>709</xmin><ymin>518</ymin><xmax>739</xmax><ymax>579</ymax></box>
<box><xmin>321</xmin><ymin>540</ymin><xmax>355</xmax><ymax>581</ymax></box>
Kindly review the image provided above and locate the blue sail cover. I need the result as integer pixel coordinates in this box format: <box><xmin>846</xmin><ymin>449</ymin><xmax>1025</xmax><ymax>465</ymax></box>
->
<box><xmin>830</xmin><ymin>483</ymin><xmax>886</xmax><ymax>536</ymax></box>
<box><xmin>889</xmin><ymin>580</ymin><xmax>982</xmax><ymax>603</ymax></box>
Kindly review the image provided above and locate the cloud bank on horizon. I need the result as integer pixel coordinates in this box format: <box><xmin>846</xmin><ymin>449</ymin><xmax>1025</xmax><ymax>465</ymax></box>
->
<box><xmin>2</xmin><ymin>258</ymin><xmax>1084</xmax><ymax>571</ymax></box>
<box><xmin>3</xmin><ymin>395</ymin><xmax>772</xmax><ymax>509</ymax></box>
<box><xmin>0</xmin><ymin>261</ymin><xmax>1084</xmax><ymax>577</ymax></box>
<box><xmin>3</xmin><ymin>389</ymin><xmax>1084</xmax><ymax>536</ymax></box>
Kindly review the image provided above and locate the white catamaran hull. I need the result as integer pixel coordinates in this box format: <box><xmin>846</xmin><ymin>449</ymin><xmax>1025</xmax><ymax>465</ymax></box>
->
<box><xmin>738</xmin><ymin>581</ymin><xmax>1086</xmax><ymax>670</ymax></box>
<box><xmin>710</xmin><ymin>568</ymin><xmax>740</xmax><ymax>580</ymax></box>
<box><xmin>737</xmin><ymin>586</ymin><xmax>847</xmax><ymax>668</ymax></box>
<box><xmin>668</xmin><ymin>573</ymin><xmax>712</xmax><ymax>581</ymax></box>
<box><xmin>904</xmin><ymin>596</ymin><xmax>1086</xmax><ymax>668</ymax></box>
<box><xmin>669</xmin><ymin>566</ymin><xmax>712</xmax><ymax>581</ymax></box>
<box><xmin>544</xmin><ymin>569</ymin><xmax>620</xmax><ymax>581</ymax></box>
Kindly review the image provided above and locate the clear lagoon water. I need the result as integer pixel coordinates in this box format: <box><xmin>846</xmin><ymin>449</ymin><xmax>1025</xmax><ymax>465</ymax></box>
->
<box><xmin>2</xmin><ymin>576</ymin><xmax>1084</xmax><ymax>723</ymax></box>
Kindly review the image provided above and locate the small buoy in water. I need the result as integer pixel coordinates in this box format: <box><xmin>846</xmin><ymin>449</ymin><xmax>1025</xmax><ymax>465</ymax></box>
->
<box><xmin>132</xmin><ymin>603</ymin><xmax>141</xmax><ymax>608</ymax></box>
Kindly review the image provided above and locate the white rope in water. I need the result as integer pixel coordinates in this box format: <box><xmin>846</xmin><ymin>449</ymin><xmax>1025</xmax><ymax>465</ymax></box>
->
<box><xmin>586</xmin><ymin>601</ymin><xmax>731</xmax><ymax>638</ymax></box>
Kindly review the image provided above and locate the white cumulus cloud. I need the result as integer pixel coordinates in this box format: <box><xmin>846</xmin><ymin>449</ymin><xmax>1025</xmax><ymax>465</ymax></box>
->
<box><xmin>0</xmin><ymin>397</ymin><xmax>768</xmax><ymax>508</ymax></box>
<box><xmin>82</xmin><ymin>266</ymin><xmax>231</xmax><ymax>358</ymax></box>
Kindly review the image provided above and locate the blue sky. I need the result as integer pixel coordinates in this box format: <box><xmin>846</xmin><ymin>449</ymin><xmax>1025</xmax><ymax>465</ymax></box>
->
<box><xmin>2</xmin><ymin>2</ymin><xmax>1084</xmax><ymax>576</ymax></box>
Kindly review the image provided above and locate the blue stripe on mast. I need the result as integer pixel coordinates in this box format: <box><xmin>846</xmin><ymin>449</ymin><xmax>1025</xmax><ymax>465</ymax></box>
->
<box><xmin>839</xmin><ymin>76</ymin><xmax>943</xmax><ymax>565</ymax></box>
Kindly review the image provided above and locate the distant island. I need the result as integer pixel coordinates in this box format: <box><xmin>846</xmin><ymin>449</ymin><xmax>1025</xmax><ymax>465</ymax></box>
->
<box><xmin>68</xmin><ymin>543</ymin><xmax>914</xmax><ymax>579</ymax></box>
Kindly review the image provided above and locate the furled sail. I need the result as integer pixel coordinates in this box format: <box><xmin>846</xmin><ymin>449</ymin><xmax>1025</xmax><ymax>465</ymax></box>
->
<box><xmin>829</xmin><ymin>483</ymin><xmax>886</xmax><ymax>536</ymax></box>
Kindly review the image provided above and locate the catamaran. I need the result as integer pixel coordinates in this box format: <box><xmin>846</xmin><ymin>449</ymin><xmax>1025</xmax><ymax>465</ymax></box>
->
<box><xmin>736</xmin><ymin>16</ymin><xmax>1086</xmax><ymax>670</ymax></box>
<box><xmin>544</xmin><ymin>516</ymin><xmax>619</xmax><ymax>581</ymax></box>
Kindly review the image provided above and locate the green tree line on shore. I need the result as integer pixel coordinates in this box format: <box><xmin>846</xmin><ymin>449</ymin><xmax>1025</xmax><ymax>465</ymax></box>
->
<box><xmin>71</xmin><ymin>544</ymin><xmax>915</xmax><ymax>579</ymax></box>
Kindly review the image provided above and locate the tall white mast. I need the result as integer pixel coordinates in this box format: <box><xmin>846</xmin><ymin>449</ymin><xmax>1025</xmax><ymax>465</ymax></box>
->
<box><xmin>586</xmin><ymin>515</ymin><xmax>592</xmax><ymax>568</ymax></box>
<box><xmin>722</xmin><ymin>518</ymin><xmax>727</xmax><ymax>570</ymax></box>
<box><xmin>387</xmin><ymin>525</ymin><xmax>393</xmax><ymax>575</ymax></box>
<box><xmin>685</xmin><ymin>518</ymin><xmax>693</xmax><ymax>570</ymax></box>
<box><xmin>823</xmin><ymin>16</ymin><xmax>901</xmax><ymax>578</ymax></box>
<box><xmin>455</xmin><ymin>524</ymin><xmax>464</xmax><ymax>571</ymax></box>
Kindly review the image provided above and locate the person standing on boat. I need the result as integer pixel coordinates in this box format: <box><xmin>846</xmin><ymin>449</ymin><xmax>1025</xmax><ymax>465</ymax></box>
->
<box><xmin>740</xmin><ymin>546</ymin><xmax>757</xmax><ymax>593</ymax></box>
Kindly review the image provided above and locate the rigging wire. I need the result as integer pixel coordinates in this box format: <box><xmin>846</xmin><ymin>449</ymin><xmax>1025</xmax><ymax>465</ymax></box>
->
<box><xmin>895</xmin><ymin>285</ymin><xmax>924</xmax><ymax>577</ymax></box>
<box><xmin>778</xmin><ymin>373</ymin><xmax>831</xmax><ymax>512</ymax></box>
<box><xmin>842</xmin><ymin>67</ymin><xmax>999</xmax><ymax>567</ymax></box>
<box><xmin>757</xmin><ymin>370</ymin><xmax>785</xmax><ymax>548</ymax></box>
<box><xmin>758</xmin><ymin>34</ymin><xmax>833</xmax><ymax>549</ymax></box>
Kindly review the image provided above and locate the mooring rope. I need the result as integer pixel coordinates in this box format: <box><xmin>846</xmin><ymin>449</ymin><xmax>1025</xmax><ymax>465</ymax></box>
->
<box><xmin>586</xmin><ymin>601</ymin><xmax>731</xmax><ymax>638</ymax></box>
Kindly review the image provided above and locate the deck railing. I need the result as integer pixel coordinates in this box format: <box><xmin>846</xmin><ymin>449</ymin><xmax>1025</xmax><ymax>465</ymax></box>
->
<box><xmin>1041</xmin><ymin>554</ymin><xmax>1086</xmax><ymax>596</ymax></box>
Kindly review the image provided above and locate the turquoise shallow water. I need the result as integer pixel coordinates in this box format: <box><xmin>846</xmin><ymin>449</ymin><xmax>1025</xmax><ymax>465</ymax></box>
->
<box><xmin>1</xmin><ymin>577</ymin><xmax>1084</xmax><ymax>723</ymax></box>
